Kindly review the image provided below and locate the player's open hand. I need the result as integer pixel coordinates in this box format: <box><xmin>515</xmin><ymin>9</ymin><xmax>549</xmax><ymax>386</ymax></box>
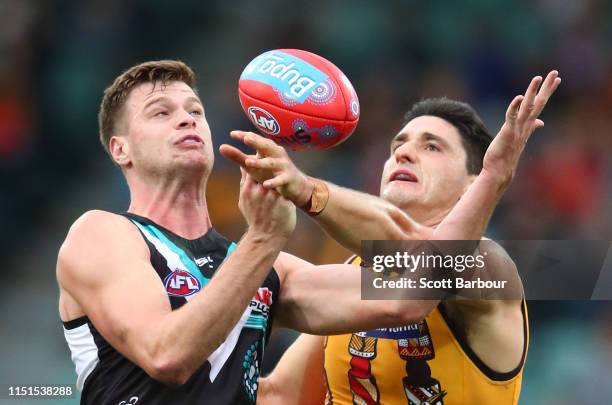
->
<box><xmin>220</xmin><ymin>131</ymin><xmax>313</xmax><ymax>206</ymax></box>
<box><xmin>483</xmin><ymin>70</ymin><xmax>561</xmax><ymax>190</ymax></box>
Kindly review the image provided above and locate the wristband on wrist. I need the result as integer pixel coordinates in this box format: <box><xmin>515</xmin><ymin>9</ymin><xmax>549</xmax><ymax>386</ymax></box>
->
<box><xmin>300</xmin><ymin>178</ymin><xmax>329</xmax><ymax>216</ymax></box>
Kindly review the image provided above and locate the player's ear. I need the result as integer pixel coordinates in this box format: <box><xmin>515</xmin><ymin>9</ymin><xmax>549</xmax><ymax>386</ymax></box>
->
<box><xmin>110</xmin><ymin>135</ymin><xmax>131</xmax><ymax>167</ymax></box>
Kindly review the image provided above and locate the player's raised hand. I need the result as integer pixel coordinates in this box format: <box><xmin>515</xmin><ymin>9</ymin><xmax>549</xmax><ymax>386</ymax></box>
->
<box><xmin>220</xmin><ymin>131</ymin><xmax>314</xmax><ymax>206</ymax></box>
<box><xmin>238</xmin><ymin>168</ymin><xmax>296</xmax><ymax>239</ymax></box>
<box><xmin>482</xmin><ymin>70</ymin><xmax>561</xmax><ymax>189</ymax></box>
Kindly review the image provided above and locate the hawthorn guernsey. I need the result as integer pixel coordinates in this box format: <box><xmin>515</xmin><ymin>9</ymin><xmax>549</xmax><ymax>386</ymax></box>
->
<box><xmin>238</xmin><ymin>49</ymin><xmax>360</xmax><ymax>150</ymax></box>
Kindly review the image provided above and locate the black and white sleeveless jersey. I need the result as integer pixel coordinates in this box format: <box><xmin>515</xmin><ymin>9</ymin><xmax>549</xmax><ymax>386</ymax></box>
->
<box><xmin>62</xmin><ymin>213</ymin><xmax>280</xmax><ymax>404</ymax></box>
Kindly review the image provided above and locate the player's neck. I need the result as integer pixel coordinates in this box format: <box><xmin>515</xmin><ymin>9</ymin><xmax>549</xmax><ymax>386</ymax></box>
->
<box><xmin>126</xmin><ymin>174</ymin><xmax>212</xmax><ymax>239</ymax></box>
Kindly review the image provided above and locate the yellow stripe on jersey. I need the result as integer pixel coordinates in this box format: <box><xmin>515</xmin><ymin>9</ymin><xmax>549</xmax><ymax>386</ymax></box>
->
<box><xmin>323</xmin><ymin>255</ymin><xmax>528</xmax><ymax>405</ymax></box>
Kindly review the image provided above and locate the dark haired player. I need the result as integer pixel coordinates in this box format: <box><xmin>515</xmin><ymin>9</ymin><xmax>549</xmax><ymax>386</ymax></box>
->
<box><xmin>223</xmin><ymin>72</ymin><xmax>561</xmax><ymax>405</ymax></box>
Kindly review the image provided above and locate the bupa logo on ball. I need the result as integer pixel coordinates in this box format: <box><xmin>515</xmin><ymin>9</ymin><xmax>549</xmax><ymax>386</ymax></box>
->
<box><xmin>247</xmin><ymin>106</ymin><xmax>280</xmax><ymax>135</ymax></box>
<box><xmin>164</xmin><ymin>270</ymin><xmax>201</xmax><ymax>297</ymax></box>
<box><xmin>241</xmin><ymin>51</ymin><xmax>328</xmax><ymax>103</ymax></box>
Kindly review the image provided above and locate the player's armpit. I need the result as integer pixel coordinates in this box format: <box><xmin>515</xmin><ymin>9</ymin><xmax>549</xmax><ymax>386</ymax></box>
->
<box><xmin>442</xmin><ymin>241</ymin><xmax>525</xmax><ymax>373</ymax></box>
<box><xmin>257</xmin><ymin>334</ymin><xmax>326</xmax><ymax>405</ymax></box>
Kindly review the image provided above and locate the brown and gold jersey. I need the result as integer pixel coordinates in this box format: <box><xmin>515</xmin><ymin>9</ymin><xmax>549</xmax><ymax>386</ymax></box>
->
<box><xmin>323</xmin><ymin>255</ymin><xmax>528</xmax><ymax>405</ymax></box>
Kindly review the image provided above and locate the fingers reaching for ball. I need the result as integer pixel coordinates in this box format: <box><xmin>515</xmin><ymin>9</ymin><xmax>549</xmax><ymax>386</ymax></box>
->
<box><xmin>230</xmin><ymin>131</ymin><xmax>287</xmax><ymax>158</ymax></box>
<box><xmin>222</xmin><ymin>129</ymin><xmax>311</xmax><ymax>204</ymax></box>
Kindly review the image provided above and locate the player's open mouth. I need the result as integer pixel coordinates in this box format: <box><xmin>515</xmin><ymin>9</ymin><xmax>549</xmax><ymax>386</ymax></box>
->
<box><xmin>175</xmin><ymin>134</ymin><xmax>203</xmax><ymax>145</ymax></box>
<box><xmin>390</xmin><ymin>169</ymin><xmax>418</xmax><ymax>183</ymax></box>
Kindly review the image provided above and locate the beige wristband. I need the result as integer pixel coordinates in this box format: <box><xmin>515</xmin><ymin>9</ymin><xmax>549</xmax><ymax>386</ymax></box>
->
<box><xmin>300</xmin><ymin>178</ymin><xmax>329</xmax><ymax>216</ymax></box>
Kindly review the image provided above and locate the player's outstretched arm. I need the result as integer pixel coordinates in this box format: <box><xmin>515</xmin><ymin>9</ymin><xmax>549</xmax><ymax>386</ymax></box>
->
<box><xmin>269</xmin><ymin>71</ymin><xmax>561</xmax><ymax>336</ymax></box>
<box><xmin>220</xmin><ymin>132</ymin><xmax>430</xmax><ymax>255</ymax></box>
<box><xmin>433</xmin><ymin>70</ymin><xmax>561</xmax><ymax>241</ymax></box>
<box><xmin>272</xmin><ymin>247</ymin><xmax>440</xmax><ymax>335</ymax></box>
<box><xmin>57</xmin><ymin>173</ymin><xmax>295</xmax><ymax>386</ymax></box>
<box><xmin>256</xmin><ymin>334</ymin><xmax>326</xmax><ymax>405</ymax></box>
<box><xmin>221</xmin><ymin>71</ymin><xmax>561</xmax><ymax>248</ymax></box>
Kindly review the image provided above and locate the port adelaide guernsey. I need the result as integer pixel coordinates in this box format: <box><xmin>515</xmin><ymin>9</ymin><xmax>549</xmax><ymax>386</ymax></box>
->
<box><xmin>62</xmin><ymin>213</ymin><xmax>280</xmax><ymax>404</ymax></box>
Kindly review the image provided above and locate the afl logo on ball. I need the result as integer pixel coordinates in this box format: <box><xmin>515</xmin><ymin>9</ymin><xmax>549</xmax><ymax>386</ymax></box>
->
<box><xmin>164</xmin><ymin>270</ymin><xmax>201</xmax><ymax>297</ymax></box>
<box><xmin>247</xmin><ymin>106</ymin><xmax>280</xmax><ymax>135</ymax></box>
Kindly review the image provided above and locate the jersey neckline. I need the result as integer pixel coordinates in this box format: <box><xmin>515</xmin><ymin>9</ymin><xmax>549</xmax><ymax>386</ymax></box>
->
<box><xmin>122</xmin><ymin>212</ymin><xmax>221</xmax><ymax>245</ymax></box>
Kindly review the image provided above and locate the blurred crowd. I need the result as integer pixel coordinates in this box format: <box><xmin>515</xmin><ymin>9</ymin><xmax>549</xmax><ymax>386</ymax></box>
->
<box><xmin>0</xmin><ymin>1</ymin><xmax>610</xmax><ymax>403</ymax></box>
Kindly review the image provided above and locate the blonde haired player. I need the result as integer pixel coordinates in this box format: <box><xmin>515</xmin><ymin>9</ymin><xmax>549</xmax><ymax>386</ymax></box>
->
<box><xmin>223</xmin><ymin>71</ymin><xmax>561</xmax><ymax>404</ymax></box>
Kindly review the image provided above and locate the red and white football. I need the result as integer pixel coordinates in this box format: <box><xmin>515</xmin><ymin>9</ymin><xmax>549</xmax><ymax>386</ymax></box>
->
<box><xmin>238</xmin><ymin>49</ymin><xmax>360</xmax><ymax>150</ymax></box>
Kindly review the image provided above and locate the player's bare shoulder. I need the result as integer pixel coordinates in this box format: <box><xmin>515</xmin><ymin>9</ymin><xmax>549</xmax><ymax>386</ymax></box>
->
<box><xmin>479</xmin><ymin>238</ymin><xmax>523</xmax><ymax>303</ymax></box>
<box><xmin>57</xmin><ymin>210</ymin><xmax>149</xmax><ymax>288</ymax></box>
<box><xmin>444</xmin><ymin>239</ymin><xmax>522</xmax><ymax>317</ymax></box>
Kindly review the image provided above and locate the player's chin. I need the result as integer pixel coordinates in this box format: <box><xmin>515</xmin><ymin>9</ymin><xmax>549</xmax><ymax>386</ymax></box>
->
<box><xmin>174</xmin><ymin>151</ymin><xmax>213</xmax><ymax>170</ymax></box>
<box><xmin>382</xmin><ymin>183</ymin><xmax>420</xmax><ymax>205</ymax></box>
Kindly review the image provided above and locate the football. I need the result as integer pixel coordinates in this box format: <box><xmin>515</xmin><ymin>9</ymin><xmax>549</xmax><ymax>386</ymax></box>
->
<box><xmin>238</xmin><ymin>49</ymin><xmax>360</xmax><ymax>150</ymax></box>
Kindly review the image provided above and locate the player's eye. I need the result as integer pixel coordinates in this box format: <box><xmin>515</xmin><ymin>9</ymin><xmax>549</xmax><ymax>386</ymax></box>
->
<box><xmin>425</xmin><ymin>143</ymin><xmax>440</xmax><ymax>152</ymax></box>
<box><xmin>154</xmin><ymin>110</ymin><xmax>169</xmax><ymax>117</ymax></box>
<box><xmin>190</xmin><ymin>109</ymin><xmax>203</xmax><ymax>116</ymax></box>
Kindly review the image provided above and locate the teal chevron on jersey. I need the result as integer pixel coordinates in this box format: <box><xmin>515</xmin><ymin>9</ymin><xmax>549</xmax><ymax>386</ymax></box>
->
<box><xmin>131</xmin><ymin>221</ymin><xmax>209</xmax><ymax>288</ymax></box>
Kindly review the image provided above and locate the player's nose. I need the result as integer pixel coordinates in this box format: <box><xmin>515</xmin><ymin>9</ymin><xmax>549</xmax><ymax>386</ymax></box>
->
<box><xmin>394</xmin><ymin>141</ymin><xmax>417</xmax><ymax>164</ymax></box>
<box><xmin>176</xmin><ymin>109</ymin><xmax>197</xmax><ymax>129</ymax></box>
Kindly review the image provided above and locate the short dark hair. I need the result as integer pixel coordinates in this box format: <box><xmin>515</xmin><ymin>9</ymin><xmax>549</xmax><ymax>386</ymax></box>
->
<box><xmin>403</xmin><ymin>97</ymin><xmax>493</xmax><ymax>175</ymax></box>
<box><xmin>98</xmin><ymin>60</ymin><xmax>197</xmax><ymax>156</ymax></box>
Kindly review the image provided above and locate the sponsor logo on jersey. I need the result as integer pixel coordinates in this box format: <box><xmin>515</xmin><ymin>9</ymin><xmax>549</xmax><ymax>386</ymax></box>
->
<box><xmin>241</xmin><ymin>51</ymin><xmax>328</xmax><ymax>103</ymax></box>
<box><xmin>247</xmin><ymin>106</ymin><xmax>280</xmax><ymax>135</ymax></box>
<box><xmin>356</xmin><ymin>323</ymin><xmax>421</xmax><ymax>339</ymax></box>
<box><xmin>249</xmin><ymin>287</ymin><xmax>273</xmax><ymax>316</ymax></box>
<box><xmin>195</xmin><ymin>255</ymin><xmax>214</xmax><ymax>268</ymax></box>
<box><xmin>164</xmin><ymin>270</ymin><xmax>201</xmax><ymax>297</ymax></box>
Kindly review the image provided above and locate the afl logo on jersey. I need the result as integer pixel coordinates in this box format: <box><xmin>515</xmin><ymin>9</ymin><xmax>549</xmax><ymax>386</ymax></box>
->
<box><xmin>164</xmin><ymin>270</ymin><xmax>201</xmax><ymax>297</ymax></box>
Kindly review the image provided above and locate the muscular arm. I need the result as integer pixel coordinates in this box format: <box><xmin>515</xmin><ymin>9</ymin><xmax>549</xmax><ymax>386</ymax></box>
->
<box><xmin>312</xmin><ymin>169</ymin><xmax>504</xmax><ymax>252</ymax></box>
<box><xmin>272</xmin><ymin>252</ymin><xmax>435</xmax><ymax>334</ymax></box>
<box><xmin>257</xmin><ymin>334</ymin><xmax>326</xmax><ymax>405</ymax></box>
<box><xmin>221</xmin><ymin>71</ymin><xmax>561</xmax><ymax>254</ymax></box>
<box><xmin>269</xmin><ymin>160</ymin><xmax>518</xmax><ymax>333</ymax></box>
<box><xmin>306</xmin><ymin>181</ymin><xmax>429</xmax><ymax>253</ymax></box>
<box><xmin>57</xmin><ymin>211</ymin><xmax>287</xmax><ymax>385</ymax></box>
<box><xmin>220</xmin><ymin>135</ymin><xmax>504</xmax><ymax>254</ymax></box>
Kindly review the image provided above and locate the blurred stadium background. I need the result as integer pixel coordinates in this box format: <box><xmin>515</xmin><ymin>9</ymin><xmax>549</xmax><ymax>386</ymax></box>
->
<box><xmin>1</xmin><ymin>0</ymin><xmax>611</xmax><ymax>403</ymax></box>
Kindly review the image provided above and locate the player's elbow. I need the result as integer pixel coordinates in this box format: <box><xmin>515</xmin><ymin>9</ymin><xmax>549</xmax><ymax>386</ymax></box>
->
<box><xmin>146</xmin><ymin>356</ymin><xmax>195</xmax><ymax>386</ymax></box>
